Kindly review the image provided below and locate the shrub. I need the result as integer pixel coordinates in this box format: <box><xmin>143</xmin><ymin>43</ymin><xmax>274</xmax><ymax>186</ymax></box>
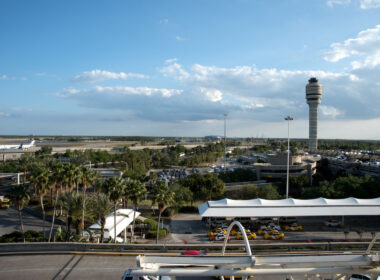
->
<box><xmin>162</xmin><ymin>207</ymin><xmax>177</xmax><ymax>217</ymax></box>
<box><xmin>0</xmin><ymin>230</ymin><xmax>45</xmax><ymax>243</ymax></box>
<box><xmin>146</xmin><ymin>228</ymin><xmax>167</xmax><ymax>239</ymax></box>
<box><xmin>178</xmin><ymin>206</ymin><xmax>198</xmax><ymax>213</ymax></box>
<box><xmin>144</xmin><ymin>219</ymin><xmax>157</xmax><ymax>231</ymax></box>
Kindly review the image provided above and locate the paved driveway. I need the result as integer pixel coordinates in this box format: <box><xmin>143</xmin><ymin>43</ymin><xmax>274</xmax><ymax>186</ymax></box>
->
<box><xmin>0</xmin><ymin>207</ymin><xmax>57</xmax><ymax>236</ymax></box>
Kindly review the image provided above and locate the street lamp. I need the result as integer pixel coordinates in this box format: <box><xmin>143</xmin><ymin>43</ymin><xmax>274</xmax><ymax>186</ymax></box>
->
<box><xmin>285</xmin><ymin>116</ymin><xmax>293</xmax><ymax>199</ymax></box>
<box><xmin>224</xmin><ymin>114</ymin><xmax>228</xmax><ymax>172</ymax></box>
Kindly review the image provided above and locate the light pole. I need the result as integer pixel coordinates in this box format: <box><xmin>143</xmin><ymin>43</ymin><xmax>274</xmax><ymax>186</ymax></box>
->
<box><xmin>285</xmin><ymin>116</ymin><xmax>293</xmax><ymax>199</ymax></box>
<box><xmin>224</xmin><ymin>113</ymin><xmax>228</xmax><ymax>172</ymax></box>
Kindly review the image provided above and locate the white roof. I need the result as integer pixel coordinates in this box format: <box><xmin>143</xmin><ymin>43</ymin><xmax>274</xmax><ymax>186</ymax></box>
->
<box><xmin>89</xmin><ymin>208</ymin><xmax>140</xmax><ymax>239</ymax></box>
<box><xmin>198</xmin><ymin>197</ymin><xmax>380</xmax><ymax>217</ymax></box>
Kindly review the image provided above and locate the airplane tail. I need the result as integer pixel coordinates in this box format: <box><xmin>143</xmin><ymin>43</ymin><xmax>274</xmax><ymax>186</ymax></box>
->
<box><xmin>19</xmin><ymin>140</ymin><xmax>35</xmax><ymax>149</ymax></box>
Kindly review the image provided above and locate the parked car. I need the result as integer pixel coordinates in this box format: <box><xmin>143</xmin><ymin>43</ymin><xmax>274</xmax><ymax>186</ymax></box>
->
<box><xmin>257</xmin><ymin>227</ymin><xmax>277</xmax><ymax>235</ymax></box>
<box><xmin>284</xmin><ymin>223</ymin><xmax>303</xmax><ymax>231</ymax></box>
<box><xmin>279</xmin><ymin>217</ymin><xmax>297</xmax><ymax>225</ymax></box>
<box><xmin>257</xmin><ymin>217</ymin><xmax>274</xmax><ymax>225</ymax></box>
<box><xmin>236</xmin><ymin>232</ymin><xmax>257</xmax><ymax>240</ymax></box>
<box><xmin>324</xmin><ymin>219</ymin><xmax>341</xmax><ymax>227</ymax></box>
<box><xmin>209</xmin><ymin>233</ymin><xmax>231</xmax><ymax>241</ymax></box>
<box><xmin>349</xmin><ymin>274</ymin><xmax>371</xmax><ymax>280</ymax></box>
<box><xmin>264</xmin><ymin>230</ymin><xmax>285</xmax><ymax>240</ymax></box>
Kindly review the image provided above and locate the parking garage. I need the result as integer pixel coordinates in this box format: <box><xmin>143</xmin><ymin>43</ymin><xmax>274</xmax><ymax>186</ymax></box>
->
<box><xmin>198</xmin><ymin>197</ymin><xmax>380</xmax><ymax>218</ymax></box>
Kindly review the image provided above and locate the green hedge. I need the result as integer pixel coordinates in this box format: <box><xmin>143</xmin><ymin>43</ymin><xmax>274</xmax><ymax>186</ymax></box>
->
<box><xmin>178</xmin><ymin>206</ymin><xmax>198</xmax><ymax>213</ymax></box>
<box><xmin>146</xmin><ymin>228</ymin><xmax>167</xmax><ymax>239</ymax></box>
<box><xmin>0</xmin><ymin>231</ymin><xmax>45</xmax><ymax>243</ymax></box>
<box><xmin>144</xmin><ymin>219</ymin><xmax>157</xmax><ymax>230</ymax></box>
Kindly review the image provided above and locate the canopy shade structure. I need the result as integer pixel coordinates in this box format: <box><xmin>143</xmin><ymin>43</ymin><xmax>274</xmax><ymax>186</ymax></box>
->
<box><xmin>89</xmin><ymin>208</ymin><xmax>140</xmax><ymax>240</ymax></box>
<box><xmin>198</xmin><ymin>197</ymin><xmax>380</xmax><ymax>217</ymax></box>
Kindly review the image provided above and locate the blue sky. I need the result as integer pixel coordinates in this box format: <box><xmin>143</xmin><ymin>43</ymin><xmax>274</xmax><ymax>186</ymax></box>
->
<box><xmin>1</xmin><ymin>0</ymin><xmax>380</xmax><ymax>139</ymax></box>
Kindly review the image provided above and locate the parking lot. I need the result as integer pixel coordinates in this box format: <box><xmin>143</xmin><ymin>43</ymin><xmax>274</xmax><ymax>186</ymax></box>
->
<box><xmin>165</xmin><ymin>214</ymin><xmax>380</xmax><ymax>244</ymax></box>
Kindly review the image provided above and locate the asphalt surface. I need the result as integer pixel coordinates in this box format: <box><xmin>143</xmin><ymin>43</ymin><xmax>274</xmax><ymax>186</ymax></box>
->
<box><xmin>0</xmin><ymin>254</ymin><xmax>136</xmax><ymax>280</ymax></box>
<box><xmin>0</xmin><ymin>254</ymin><xmax>290</xmax><ymax>280</ymax></box>
<box><xmin>0</xmin><ymin>207</ymin><xmax>58</xmax><ymax>236</ymax></box>
<box><xmin>165</xmin><ymin>214</ymin><xmax>380</xmax><ymax>243</ymax></box>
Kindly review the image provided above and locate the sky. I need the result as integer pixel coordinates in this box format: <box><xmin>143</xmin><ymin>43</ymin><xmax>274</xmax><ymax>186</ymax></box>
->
<box><xmin>1</xmin><ymin>0</ymin><xmax>380</xmax><ymax>139</ymax></box>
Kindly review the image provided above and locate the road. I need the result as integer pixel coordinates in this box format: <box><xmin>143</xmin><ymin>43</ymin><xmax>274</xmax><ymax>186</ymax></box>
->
<box><xmin>0</xmin><ymin>254</ymin><xmax>288</xmax><ymax>280</ymax></box>
<box><xmin>0</xmin><ymin>207</ymin><xmax>58</xmax><ymax>236</ymax></box>
<box><xmin>0</xmin><ymin>254</ymin><xmax>136</xmax><ymax>280</ymax></box>
<box><xmin>166</xmin><ymin>214</ymin><xmax>380</xmax><ymax>244</ymax></box>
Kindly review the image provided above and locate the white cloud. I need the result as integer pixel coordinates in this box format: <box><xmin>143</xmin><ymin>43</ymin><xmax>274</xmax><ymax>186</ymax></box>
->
<box><xmin>0</xmin><ymin>112</ymin><xmax>10</xmax><ymax>117</ymax></box>
<box><xmin>320</xmin><ymin>105</ymin><xmax>343</xmax><ymax>118</ymax></box>
<box><xmin>35</xmin><ymin>72</ymin><xmax>46</xmax><ymax>77</ymax></box>
<box><xmin>327</xmin><ymin>0</ymin><xmax>380</xmax><ymax>8</ymax></box>
<box><xmin>327</xmin><ymin>0</ymin><xmax>350</xmax><ymax>7</ymax></box>
<box><xmin>159</xmin><ymin>18</ymin><xmax>169</xmax><ymax>24</ymax></box>
<box><xmin>59</xmin><ymin>86</ymin><xmax>182</xmax><ymax>99</ymax></box>
<box><xmin>159</xmin><ymin>59</ymin><xmax>380</xmax><ymax>122</ymax></box>
<box><xmin>324</xmin><ymin>25</ymin><xmax>380</xmax><ymax>63</ymax></box>
<box><xmin>200</xmin><ymin>88</ymin><xmax>223</xmax><ymax>102</ymax></box>
<box><xmin>176</xmin><ymin>36</ymin><xmax>188</xmax><ymax>41</ymax></box>
<box><xmin>72</xmin><ymin>69</ymin><xmax>148</xmax><ymax>83</ymax></box>
<box><xmin>360</xmin><ymin>0</ymin><xmax>380</xmax><ymax>9</ymax></box>
<box><xmin>0</xmin><ymin>74</ymin><xmax>9</xmax><ymax>80</ymax></box>
<box><xmin>160</xmin><ymin>59</ymin><xmax>190</xmax><ymax>81</ymax></box>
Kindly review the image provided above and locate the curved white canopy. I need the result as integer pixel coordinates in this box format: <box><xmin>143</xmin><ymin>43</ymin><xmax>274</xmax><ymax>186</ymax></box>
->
<box><xmin>198</xmin><ymin>197</ymin><xmax>380</xmax><ymax>217</ymax></box>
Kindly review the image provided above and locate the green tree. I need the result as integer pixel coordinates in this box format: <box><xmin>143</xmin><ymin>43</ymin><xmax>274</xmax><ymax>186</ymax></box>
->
<box><xmin>88</xmin><ymin>193</ymin><xmax>113</xmax><ymax>243</ymax></box>
<box><xmin>258</xmin><ymin>185</ymin><xmax>281</xmax><ymax>200</ymax></box>
<box><xmin>59</xmin><ymin>191</ymin><xmax>84</xmax><ymax>234</ymax></box>
<box><xmin>48</xmin><ymin>162</ymin><xmax>65</xmax><ymax>242</ymax></box>
<box><xmin>79</xmin><ymin>167</ymin><xmax>97</xmax><ymax>232</ymax></box>
<box><xmin>126</xmin><ymin>179</ymin><xmax>146</xmax><ymax>242</ymax></box>
<box><xmin>18</xmin><ymin>153</ymin><xmax>34</xmax><ymax>185</ymax></box>
<box><xmin>152</xmin><ymin>182</ymin><xmax>174</xmax><ymax>244</ymax></box>
<box><xmin>169</xmin><ymin>184</ymin><xmax>193</xmax><ymax>208</ymax></box>
<box><xmin>103</xmin><ymin>177</ymin><xmax>125</xmax><ymax>243</ymax></box>
<box><xmin>29</xmin><ymin>167</ymin><xmax>50</xmax><ymax>238</ymax></box>
<box><xmin>7</xmin><ymin>184</ymin><xmax>31</xmax><ymax>243</ymax></box>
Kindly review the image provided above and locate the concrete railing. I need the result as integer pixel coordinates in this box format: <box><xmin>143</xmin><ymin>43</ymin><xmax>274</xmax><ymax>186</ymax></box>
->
<box><xmin>0</xmin><ymin>241</ymin><xmax>379</xmax><ymax>254</ymax></box>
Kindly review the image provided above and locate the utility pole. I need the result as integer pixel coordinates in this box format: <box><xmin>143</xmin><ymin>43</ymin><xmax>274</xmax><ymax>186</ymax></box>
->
<box><xmin>224</xmin><ymin>113</ymin><xmax>227</xmax><ymax>172</ymax></box>
<box><xmin>285</xmin><ymin>116</ymin><xmax>293</xmax><ymax>199</ymax></box>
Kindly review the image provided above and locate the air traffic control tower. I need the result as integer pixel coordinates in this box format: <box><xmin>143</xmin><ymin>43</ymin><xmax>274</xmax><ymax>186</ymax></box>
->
<box><xmin>306</xmin><ymin>77</ymin><xmax>322</xmax><ymax>150</ymax></box>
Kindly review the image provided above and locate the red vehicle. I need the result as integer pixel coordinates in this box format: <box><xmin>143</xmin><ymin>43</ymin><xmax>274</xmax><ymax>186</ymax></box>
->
<box><xmin>181</xmin><ymin>250</ymin><xmax>207</xmax><ymax>255</ymax></box>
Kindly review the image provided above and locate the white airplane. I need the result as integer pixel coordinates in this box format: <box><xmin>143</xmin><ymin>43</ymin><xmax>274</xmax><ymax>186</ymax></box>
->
<box><xmin>0</xmin><ymin>140</ymin><xmax>36</xmax><ymax>151</ymax></box>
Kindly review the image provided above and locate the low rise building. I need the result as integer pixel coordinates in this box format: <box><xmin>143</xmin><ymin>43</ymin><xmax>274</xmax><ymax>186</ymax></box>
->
<box><xmin>253</xmin><ymin>153</ymin><xmax>317</xmax><ymax>181</ymax></box>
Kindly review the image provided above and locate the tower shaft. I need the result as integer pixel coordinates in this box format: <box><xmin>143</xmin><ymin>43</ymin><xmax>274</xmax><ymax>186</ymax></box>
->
<box><xmin>306</xmin><ymin>77</ymin><xmax>322</xmax><ymax>150</ymax></box>
<box><xmin>309</xmin><ymin>104</ymin><xmax>318</xmax><ymax>150</ymax></box>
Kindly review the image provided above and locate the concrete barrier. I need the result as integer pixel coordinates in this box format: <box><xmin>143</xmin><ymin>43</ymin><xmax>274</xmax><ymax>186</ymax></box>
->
<box><xmin>0</xmin><ymin>241</ymin><xmax>379</xmax><ymax>254</ymax></box>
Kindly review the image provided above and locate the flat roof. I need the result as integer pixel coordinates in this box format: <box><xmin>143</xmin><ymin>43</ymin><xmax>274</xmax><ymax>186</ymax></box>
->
<box><xmin>89</xmin><ymin>208</ymin><xmax>140</xmax><ymax>239</ymax></box>
<box><xmin>198</xmin><ymin>197</ymin><xmax>380</xmax><ymax>217</ymax></box>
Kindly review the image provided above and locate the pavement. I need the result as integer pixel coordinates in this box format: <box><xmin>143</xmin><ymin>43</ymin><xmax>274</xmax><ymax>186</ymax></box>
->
<box><xmin>0</xmin><ymin>254</ymin><xmax>136</xmax><ymax>280</ymax></box>
<box><xmin>163</xmin><ymin>214</ymin><xmax>380</xmax><ymax>244</ymax></box>
<box><xmin>0</xmin><ymin>254</ymin><xmax>303</xmax><ymax>280</ymax></box>
<box><xmin>0</xmin><ymin>207</ymin><xmax>58</xmax><ymax>237</ymax></box>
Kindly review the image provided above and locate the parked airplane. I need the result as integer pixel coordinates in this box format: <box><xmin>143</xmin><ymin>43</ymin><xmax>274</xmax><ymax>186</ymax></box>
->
<box><xmin>0</xmin><ymin>140</ymin><xmax>36</xmax><ymax>151</ymax></box>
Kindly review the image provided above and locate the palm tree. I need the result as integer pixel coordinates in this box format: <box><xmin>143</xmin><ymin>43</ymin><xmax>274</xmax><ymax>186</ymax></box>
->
<box><xmin>152</xmin><ymin>182</ymin><xmax>174</xmax><ymax>244</ymax></box>
<box><xmin>88</xmin><ymin>193</ymin><xmax>113</xmax><ymax>243</ymax></box>
<box><xmin>126</xmin><ymin>179</ymin><xmax>146</xmax><ymax>243</ymax></box>
<box><xmin>7</xmin><ymin>184</ymin><xmax>30</xmax><ymax>243</ymax></box>
<box><xmin>103</xmin><ymin>177</ymin><xmax>125</xmax><ymax>243</ymax></box>
<box><xmin>122</xmin><ymin>177</ymin><xmax>132</xmax><ymax>208</ymax></box>
<box><xmin>48</xmin><ymin>162</ymin><xmax>65</xmax><ymax>242</ymax></box>
<box><xmin>29</xmin><ymin>167</ymin><xmax>50</xmax><ymax>238</ymax></box>
<box><xmin>79</xmin><ymin>167</ymin><xmax>97</xmax><ymax>233</ymax></box>
<box><xmin>18</xmin><ymin>153</ymin><xmax>34</xmax><ymax>185</ymax></box>
<box><xmin>59</xmin><ymin>191</ymin><xmax>84</xmax><ymax>234</ymax></box>
<box><xmin>64</xmin><ymin>164</ymin><xmax>77</xmax><ymax>192</ymax></box>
